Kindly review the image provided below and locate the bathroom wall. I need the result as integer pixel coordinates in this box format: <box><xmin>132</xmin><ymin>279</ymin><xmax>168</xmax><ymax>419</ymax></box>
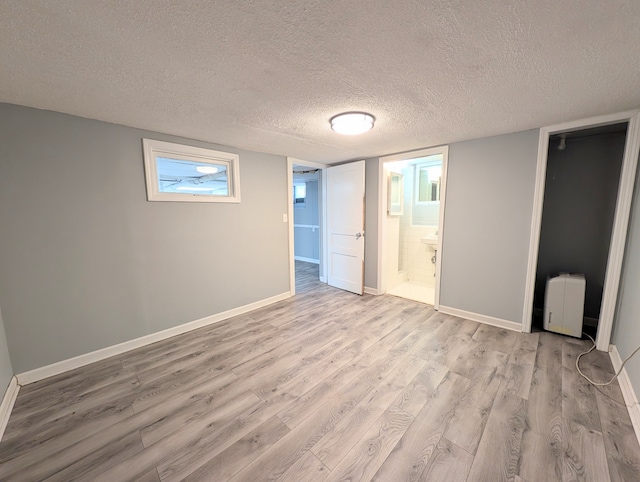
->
<box><xmin>384</xmin><ymin>216</ymin><xmax>402</xmax><ymax>287</ymax></box>
<box><xmin>400</xmin><ymin>222</ymin><xmax>436</xmax><ymax>285</ymax></box>
<box><xmin>535</xmin><ymin>128</ymin><xmax>626</xmax><ymax>321</ymax></box>
<box><xmin>382</xmin><ymin>163</ymin><xmax>404</xmax><ymax>289</ymax></box>
<box><xmin>0</xmin><ymin>103</ymin><xmax>290</xmax><ymax>373</ymax></box>
<box><xmin>398</xmin><ymin>166</ymin><xmax>436</xmax><ymax>285</ymax></box>
<box><xmin>412</xmin><ymin>203</ymin><xmax>440</xmax><ymax>227</ymax></box>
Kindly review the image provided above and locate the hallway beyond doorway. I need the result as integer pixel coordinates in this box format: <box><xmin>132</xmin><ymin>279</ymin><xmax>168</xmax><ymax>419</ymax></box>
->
<box><xmin>295</xmin><ymin>260</ymin><xmax>320</xmax><ymax>294</ymax></box>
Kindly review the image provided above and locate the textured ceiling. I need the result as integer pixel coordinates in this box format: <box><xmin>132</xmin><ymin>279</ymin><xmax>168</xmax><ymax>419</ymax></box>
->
<box><xmin>1</xmin><ymin>1</ymin><xmax>639</xmax><ymax>164</ymax></box>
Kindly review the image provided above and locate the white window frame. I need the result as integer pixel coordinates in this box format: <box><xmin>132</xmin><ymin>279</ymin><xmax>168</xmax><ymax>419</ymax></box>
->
<box><xmin>142</xmin><ymin>138</ymin><xmax>241</xmax><ymax>203</ymax></box>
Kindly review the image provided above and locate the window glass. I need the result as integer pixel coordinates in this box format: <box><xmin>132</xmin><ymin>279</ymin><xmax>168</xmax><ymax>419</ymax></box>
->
<box><xmin>294</xmin><ymin>183</ymin><xmax>307</xmax><ymax>204</ymax></box>
<box><xmin>156</xmin><ymin>157</ymin><xmax>229</xmax><ymax>196</ymax></box>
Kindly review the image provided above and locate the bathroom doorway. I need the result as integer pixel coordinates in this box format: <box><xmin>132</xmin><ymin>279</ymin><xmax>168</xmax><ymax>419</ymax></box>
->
<box><xmin>378</xmin><ymin>147</ymin><xmax>448</xmax><ymax>307</ymax></box>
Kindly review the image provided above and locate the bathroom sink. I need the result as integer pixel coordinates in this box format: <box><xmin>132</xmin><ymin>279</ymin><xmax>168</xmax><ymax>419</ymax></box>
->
<box><xmin>421</xmin><ymin>235</ymin><xmax>438</xmax><ymax>249</ymax></box>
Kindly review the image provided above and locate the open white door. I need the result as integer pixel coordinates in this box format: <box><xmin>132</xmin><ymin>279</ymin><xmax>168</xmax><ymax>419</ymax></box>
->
<box><xmin>327</xmin><ymin>160</ymin><xmax>365</xmax><ymax>294</ymax></box>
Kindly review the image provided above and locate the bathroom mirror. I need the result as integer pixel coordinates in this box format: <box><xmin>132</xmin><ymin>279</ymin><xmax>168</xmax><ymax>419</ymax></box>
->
<box><xmin>415</xmin><ymin>163</ymin><xmax>441</xmax><ymax>203</ymax></box>
<box><xmin>411</xmin><ymin>160</ymin><xmax>442</xmax><ymax>226</ymax></box>
<box><xmin>388</xmin><ymin>172</ymin><xmax>404</xmax><ymax>215</ymax></box>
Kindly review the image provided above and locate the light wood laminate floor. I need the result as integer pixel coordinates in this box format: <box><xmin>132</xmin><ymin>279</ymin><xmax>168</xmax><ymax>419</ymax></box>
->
<box><xmin>1</xmin><ymin>261</ymin><xmax>639</xmax><ymax>481</ymax></box>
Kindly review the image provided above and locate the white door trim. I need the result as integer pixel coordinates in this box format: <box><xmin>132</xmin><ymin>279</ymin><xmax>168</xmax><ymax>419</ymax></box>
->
<box><xmin>287</xmin><ymin>157</ymin><xmax>327</xmax><ymax>295</ymax></box>
<box><xmin>521</xmin><ymin>110</ymin><xmax>640</xmax><ymax>352</ymax></box>
<box><xmin>377</xmin><ymin>146</ymin><xmax>449</xmax><ymax>309</ymax></box>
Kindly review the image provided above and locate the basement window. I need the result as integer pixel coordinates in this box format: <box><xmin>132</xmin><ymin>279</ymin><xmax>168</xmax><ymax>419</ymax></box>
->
<box><xmin>294</xmin><ymin>183</ymin><xmax>307</xmax><ymax>206</ymax></box>
<box><xmin>142</xmin><ymin>139</ymin><xmax>241</xmax><ymax>203</ymax></box>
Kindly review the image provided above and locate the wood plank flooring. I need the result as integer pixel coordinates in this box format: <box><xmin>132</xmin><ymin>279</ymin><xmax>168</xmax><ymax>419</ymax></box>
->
<box><xmin>1</xmin><ymin>260</ymin><xmax>640</xmax><ymax>481</ymax></box>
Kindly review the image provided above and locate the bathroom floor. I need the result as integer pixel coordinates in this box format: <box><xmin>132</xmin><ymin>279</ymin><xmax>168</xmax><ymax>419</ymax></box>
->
<box><xmin>387</xmin><ymin>281</ymin><xmax>434</xmax><ymax>305</ymax></box>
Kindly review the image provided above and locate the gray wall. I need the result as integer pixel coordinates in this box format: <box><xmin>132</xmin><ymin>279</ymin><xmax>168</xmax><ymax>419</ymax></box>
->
<box><xmin>439</xmin><ymin>130</ymin><xmax>539</xmax><ymax>323</ymax></box>
<box><xmin>0</xmin><ymin>304</ymin><xmax>14</xmax><ymax>393</ymax></box>
<box><xmin>535</xmin><ymin>132</ymin><xmax>626</xmax><ymax>320</ymax></box>
<box><xmin>0</xmin><ymin>103</ymin><xmax>290</xmax><ymax>373</ymax></box>
<box><xmin>612</xmin><ymin>153</ymin><xmax>640</xmax><ymax>402</ymax></box>
<box><xmin>364</xmin><ymin>158</ymin><xmax>379</xmax><ymax>290</ymax></box>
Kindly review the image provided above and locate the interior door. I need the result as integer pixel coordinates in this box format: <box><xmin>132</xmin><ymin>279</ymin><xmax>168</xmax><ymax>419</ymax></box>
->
<box><xmin>326</xmin><ymin>160</ymin><xmax>365</xmax><ymax>294</ymax></box>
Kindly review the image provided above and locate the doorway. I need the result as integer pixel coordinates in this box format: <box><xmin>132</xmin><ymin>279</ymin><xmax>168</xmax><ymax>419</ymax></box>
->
<box><xmin>287</xmin><ymin>158</ymin><xmax>327</xmax><ymax>295</ymax></box>
<box><xmin>378</xmin><ymin>146</ymin><xmax>449</xmax><ymax>308</ymax></box>
<box><xmin>532</xmin><ymin>123</ymin><xmax>627</xmax><ymax>337</ymax></box>
<box><xmin>523</xmin><ymin>110</ymin><xmax>640</xmax><ymax>350</ymax></box>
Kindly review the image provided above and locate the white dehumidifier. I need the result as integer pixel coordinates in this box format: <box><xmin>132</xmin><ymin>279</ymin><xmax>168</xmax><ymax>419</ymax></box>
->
<box><xmin>543</xmin><ymin>273</ymin><xmax>585</xmax><ymax>338</ymax></box>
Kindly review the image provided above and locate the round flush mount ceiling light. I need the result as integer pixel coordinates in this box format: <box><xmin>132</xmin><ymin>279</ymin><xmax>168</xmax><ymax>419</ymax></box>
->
<box><xmin>330</xmin><ymin>112</ymin><xmax>375</xmax><ymax>135</ymax></box>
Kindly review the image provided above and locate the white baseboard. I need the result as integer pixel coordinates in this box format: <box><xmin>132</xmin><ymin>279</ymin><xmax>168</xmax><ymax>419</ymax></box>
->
<box><xmin>437</xmin><ymin>305</ymin><xmax>522</xmax><ymax>332</ymax></box>
<box><xmin>294</xmin><ymin>256</ymin><xmax>320</xmax><ymax>264</ymax></box>
<box><xmin>364</xmin><ymin>286</ymin><xmax>380</xmax><ymax>295</ymax></box>
<box><xmin>319</xmin><ymin>276</ymin><xmax>327</xmax><ymax>283</ymax></box>
<box><xmin>609</xmin><ymin>344</ymin><xmax>640</xmax><ymax>446</ymax></box>
<box><xmin>16</xmin><ymin>292</ymin><xmax>292</xmax><ymax>386</ymax></box>
<box><xmin>0</xmin><ymin>377</ymin><xmax>19</xmax><ymax>441</ymax></box>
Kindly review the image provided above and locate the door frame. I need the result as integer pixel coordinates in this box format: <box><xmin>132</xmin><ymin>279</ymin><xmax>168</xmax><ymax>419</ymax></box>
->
<box><xmin>287</xmin><ymin>157</ymin><xmax>328</xmax><ymax>296</ymax></box>
<box><xmin>521</xmin><ymin>109</ymin><xmax>640</xmax><ymax>350</ymax></box>
<box><xmin>377</xmin><ymin>146</ymin><xmax>449</xmax><ymax>309</ymax></box>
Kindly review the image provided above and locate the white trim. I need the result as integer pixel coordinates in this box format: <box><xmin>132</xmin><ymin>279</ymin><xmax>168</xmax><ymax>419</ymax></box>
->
<box><xmin>364</xmin><ymin>286</ymin><xmax>380</xmax><ymax>295</ymax></box>
<box><xmin>521</xmin><ymin>128</ymin><xmax>550</xmax><ymax>333</ymax></box>
<box><xmin>0</xmin><ymin>377</ymin><xmax>19</xmax><ymax>441</ymax></box>
<box><xmin>376</xmin><ymin>159</ymin><xmax>386</xmax><ymax>296</ymax></box>
<box><xmin>287</xmin><ymin>157</ymin><xmax>328</xmax><ymax>296</ymax></box>
<box><xmin>321</xmin><ymin>168</ymin><xmax>328</xmax><ymax>286</ymax></box>
<box><xmin>522</xmin><ymin>110</ymin><xmax>640</xmax><ymax>353</ymax></box>
<box><xmin>287</xmin><ymin>158</ymin><xmax>296</xmax><ymax>296</ymax></box>
<box><xmin>16</xmin><ymin>292</ymin><xmax>291</xmax><ymax>386</ymax></box>
<box><xmin>609</xmin><ymin>344</ymin><xmax>640</xmax><ymax>446</ymax></box>
<box><xmin>438</xmin><ymin>305</ymin><xmax>522</xmax><ymax>332</ymax></box>
<box><xmin>597</xmin><ymin>113</ymin><xmax>640</xmax><ymax>350</ymax></box>
<box><xmin>377</xmin><ymin>146</ymin><xmax>449</xmax><ymax>309</ymax></box>
<box><xmin>434</xmin><ymin>146</ymin><xmax>449</xmax><ymax>310</ymax></box>
<box><xmin>294</xmin><ymin>256</ymin><xmax>320</xmax><ymax>264</ymax></box>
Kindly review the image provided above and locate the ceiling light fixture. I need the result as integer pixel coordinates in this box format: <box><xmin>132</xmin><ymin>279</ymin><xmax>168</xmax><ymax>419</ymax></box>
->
<box><xmin>196</xmin><ymin>166</ymin><xmax>219</xmax><ymax>174</ymax></box>
<box><xmin>330</xmin><ymin>112</ymin><xmax>375</xmax><ymax>135</ymax></box>
<box><xmin>558</xmin><ymin>133</ymin><xmax>568</xmax><ymax>150</ymax></box>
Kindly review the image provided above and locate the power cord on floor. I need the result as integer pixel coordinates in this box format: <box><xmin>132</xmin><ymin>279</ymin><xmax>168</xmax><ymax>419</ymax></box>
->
<box><xmin>576</xmin><ymin>333</ymin><xmax>640</xmax><ymax>386</ymax></box>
